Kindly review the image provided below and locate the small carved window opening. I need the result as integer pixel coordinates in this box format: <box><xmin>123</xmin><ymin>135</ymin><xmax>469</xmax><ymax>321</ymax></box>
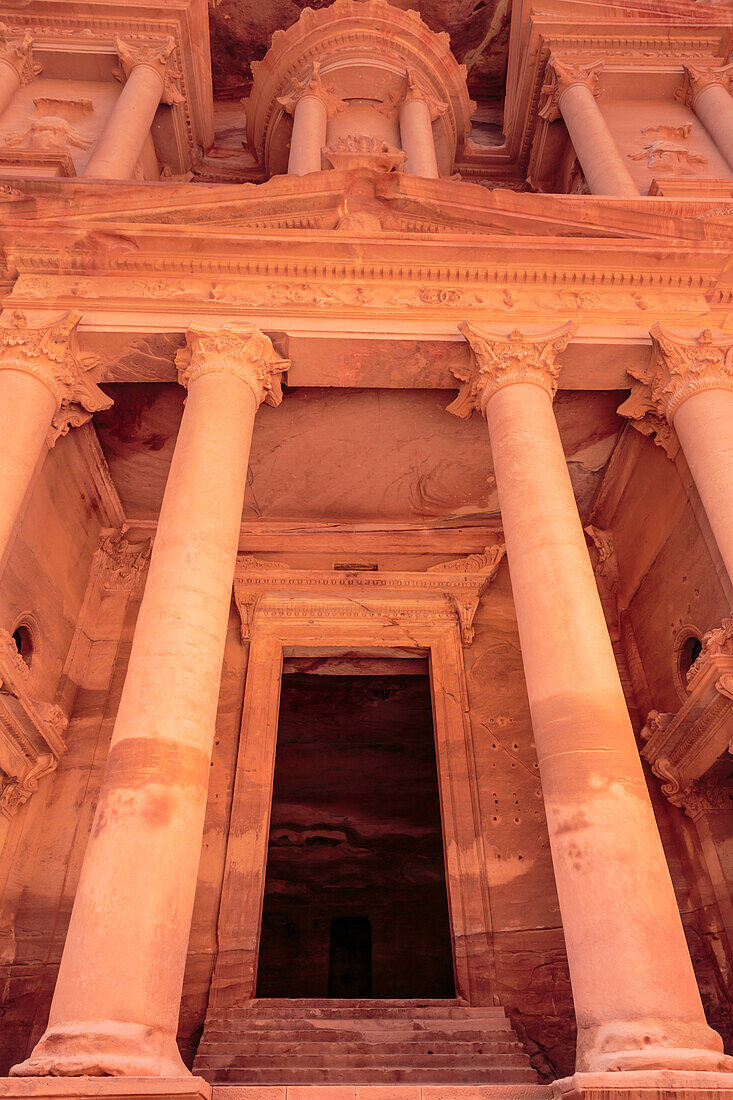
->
<box><xmin>673</xmin><ymin>627</ymin><xmax>703</xmax><ymax>698</ymax></box>
<box><xmin>12</xmin><ymin>622</ymin><xmax>34</xmax><ymax>667</ymax></box>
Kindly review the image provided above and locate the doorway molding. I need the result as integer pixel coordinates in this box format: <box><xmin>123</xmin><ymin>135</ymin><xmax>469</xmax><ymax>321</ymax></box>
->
<box><xmin>204</xmin><ymin>557</ymin><xmax>502</xmax><ymax>1018</ymax></box>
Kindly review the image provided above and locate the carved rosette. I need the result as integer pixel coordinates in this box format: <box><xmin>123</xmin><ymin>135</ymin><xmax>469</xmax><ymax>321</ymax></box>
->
<box><xmin>0</xmin><ymin>24</ymin><xmax>41</xmax><ymax>86</ymax></box>
<box><xmin>539</xmin><ymin>55</ymin><xmax>603</xmax><ymax>122</ymax></box>
<box><xmin>448</xmin><ymin>321</ymin><xmax>575</xmax><ymax>418</ymax></box>
<box><xmin>114</xmin><ymin>36</ymin><xmax>184</xmax><ymax>106</ymax></box>
<box><xmin>618</xmin><ymin>327</ymin><xmax>733</xmax><ymax>451</ymax></box>
<box><xmin>175</xmin><ymin>324</ymin><xmax>291</xmax><ymax>407</ymax></box>
<box><xmin>276</xmin><ymin>60</ymin><xmax>345</xmax><ymax>119</ymax></box>
<box><xmin>0</xmin><ymin>311</ymin><xmax>113</xmax><ymax>444</ymax></box>
<box><xmin>675</xmin><ymin>62</ymin><xmax>733</xmax><ymax>109</ymax></box>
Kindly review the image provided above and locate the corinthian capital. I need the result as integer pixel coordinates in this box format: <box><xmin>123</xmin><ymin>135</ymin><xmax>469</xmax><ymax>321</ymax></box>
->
<box><xmin>0</xmin><ymin>24</ymin><xmax>41</xmax><ymax>86</ymax></box>
<box><xmin>675</xmin><ymin>62</ymin><xmax>733</xmax><ymax>109</ymax></box>
<box><xmin>539</xmin><ymin>55</ymin><xmax>603</xmax><ymax>122</ymax></box>
<box><xmin>447</xmin><ymin>321</ymin><xmax>575</xmax><ymax>418</ymax></box>
<box><xmin>277</xmin><ymin>60</ymin><xmax>345</xmax><ymax>118</ymax></box>
<box><xmin>176</xmin><ymin>324</ymin><xmax>290</xmax><ymax>407</ymax></box>
<box><xmin>0</xmin><ymin>311</ymin><xmax>112</xmax><ymax>443</ymax></box>
<box><xmin>398</xmin><ymin>69</ymin><xmax>448</xmax><ymax>121</ymax></box>
<box><xmin>114</xmin><ymin>36</ymin><xmax>184</xmax><ymax>106</ymax></box>
<box><xmin>618</xmin><ymin>327</ymin><xmax>733</xmax><ymax>451</ymax></box>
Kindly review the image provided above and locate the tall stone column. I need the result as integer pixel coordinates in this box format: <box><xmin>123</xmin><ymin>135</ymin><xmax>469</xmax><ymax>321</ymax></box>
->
<box><xmin>449</xmin><ymin>323</ymin><xmax>730</xmax><ymax>1074</ymax></box>
<box><xmin>277</xmin><ymin>61</ymin><xmax>344</xmax><ymax>176</ymax></box>
<box><xmin>84</xmin><ymin>36</ymin><xmax>183</xmax><ymax>180</ymax></box>
<box><xmin>398</xmin><ymin>69</ymin><xmax>446</xmax><ymax>179</ymax></box>
<box><xmin>0</xmin><ymin>24</ymin><xmax>40</xmax><ymax>119</ymax></box>
<box><xmin>0</xmin><ymin>310</ymin><xmax>112</xmax><ymax>570</ymax></box>
<box><xmin>677</xmin><ymin>63</ymin><xmax>733</xmax><ymax>173</ymax></box>
<box><xmin>619</xmin><ymin>326</ymin><xmax>733</xmax><ymax>586</ymax></box>
<box><xmin>539</xmin><ymin>56</ymin><xmax>638</xmax><ymax>197</ymax></box>
<box><xmin>11</xmin><ymin>325</ymin><xmax>289</xmax><ymax>1078</ymax></box>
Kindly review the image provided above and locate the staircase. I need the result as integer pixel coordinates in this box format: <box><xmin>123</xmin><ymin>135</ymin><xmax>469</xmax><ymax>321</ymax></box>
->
<box><xmin>194</xmin><ymin>998</ymin><xmax>541</xmax><ymax>1085</ymax></box>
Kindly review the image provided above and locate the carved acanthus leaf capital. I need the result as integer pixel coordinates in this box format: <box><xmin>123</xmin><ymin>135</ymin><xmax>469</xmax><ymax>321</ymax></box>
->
<box><xmin>618</xmin><ymin>327</ymin><xmax>733</xmax><ymax>446</ymax></box>
<box><xmin>428</xmin><ymin>543</ymin><xmax>505</xmax><ymax>579</ymax></box>
<box><xmin>539</xmin><ymin>55</ymin><xmax>603</xmax><ymax>122</ymax></box>
<box><xmin>675</xmin><ymin>62</ymin><xmax>733</xmax><ymax>109</ymax></box>
<box><xmin>0</xmin><ymin>311</ymin><xmax>113</xmax><ymax>441</ymax></box>
<box><xmin>277</xmin><ymin>60</ymin><xmax>345</xmax><ymax>119</ymax></box>
<box><xmin>92</xmin><ymin>529</ymin><xmax>153</xmax><ymax>594</ymax></box>
<box><xmin>397</xmin><ymin>69</ymin><xmax>448</xmax><ymax>122</ymax></box>
<box><xmin>676</xmin><ymin>778</ymin><xmax>733</xmax><ymax>822</ymax></box>
<box><xmin>0</xmin><ymin>24</ymin><xmax>40</xmax><ymax>86</ymax></box>
<box><xmin>0</xmin><ymin>754</ymin><xmax>57</xmax><ymax>821</ymax></box>
<box><xmin>448</xmin><ymin>321</ymin><xmax>575</xmax><ymax>418</ymax></box>
<box><xmin>176</xmin><ymin>324</ymin><xmax>290</xmax><ymax>407</ymax></box>
<box><xmin>114</xmin><ymin>36</ymin><xmax>184</xmax><ymax>106</ymax></box>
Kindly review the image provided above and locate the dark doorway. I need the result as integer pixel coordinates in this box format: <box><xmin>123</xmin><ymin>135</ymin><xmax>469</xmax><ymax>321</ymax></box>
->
<box><xmin>256</xmin><ymin>668</ymin><xmax>455</xmax><ymax>998</ymax></box>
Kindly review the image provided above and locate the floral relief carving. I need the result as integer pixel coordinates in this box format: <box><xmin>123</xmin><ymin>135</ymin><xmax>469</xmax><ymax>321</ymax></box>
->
<box><xmin>0</xmin><ymin>23</ymin><xmax>40</xmax><ymax>85</ymax></box>
<box><xmin>92</xmin><ymin>529</ymin><xmax>153</xmax><ymax>594</ymax></box>
<box><xmin>428</xmin><ymin>543</ymin><xmax>505</xmax><ymax>579</ymax></box>
<box><xmin>0</xmin><ymin>754</ymin><xmax>56</xmax><ymax>821</ymax></box>
<box><xmin>175</xmin><ymin>324</ymin><xmax>290</xmax><ymax>406</ymax></box>
<box><xmin>0</xmin><ymin>311</ymin><xmax>113</xmax><ymax>443</ymax></box>
<box><xmin>323</xmin><ymin>136</ymin><xmax>407</xmax><ymax>173</ymax></box>
<box><xmin>448</xmin><ymin>321</ymin><xmax>575</xmax><ymax>418</ymax></box>
<box><xmin>539</xmin><ymin>55</ymin><xmax>603</xmax><ymax>122</ymax></box>
<box><xmin>114</xmin><ymin>36</ymin><xmax>184</xmax><ymax>106</ymax></box>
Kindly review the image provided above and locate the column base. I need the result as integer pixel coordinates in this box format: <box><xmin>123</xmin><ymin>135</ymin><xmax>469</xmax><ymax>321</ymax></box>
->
<box><xmin>0</xmin><ymin>1080</ymin><xmax>209</xmax><ymax>1100</ymax></box>
<box><xmin>554</xmin><ymin>1070</ymin><xmax>733</xmax><ymax>1100</ymax></box>
<box><xmin>9</xmin><ymin>1022</ymin><xmax>190</xmax><ymax>1078</ymax></box>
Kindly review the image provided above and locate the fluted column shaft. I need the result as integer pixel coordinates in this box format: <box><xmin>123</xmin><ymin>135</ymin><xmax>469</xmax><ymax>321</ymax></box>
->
<box><xmin>451</xmin><ymin>324</ymin><xmax>729</xmax><ymax>1075</ymax></box>
<box><xmin>0</xmin><ymin>311</ymin><xmax>111</xmax><ymax>570</ymax></box>
<box><xmin>12</xmin><ymin>326</ymin><xmax>289</xmax><ymax>1078</ymax></box>
<box><xmin>541</xmin><ymin>57</ymin><xmax>638</xmax><ymax>197</ymax></box>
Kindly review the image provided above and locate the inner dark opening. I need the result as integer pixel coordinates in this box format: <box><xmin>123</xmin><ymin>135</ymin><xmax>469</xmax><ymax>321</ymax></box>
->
<box><xmin>256</xmin><ymin>670</ymin><xmax>455</xmax><ymax>998</ymax></box>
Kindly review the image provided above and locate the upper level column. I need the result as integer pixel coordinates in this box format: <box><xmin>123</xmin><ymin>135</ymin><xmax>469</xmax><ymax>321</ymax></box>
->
<box><xmin>12</xmin><ymin>325</ymin><xmax>289</xmax><ymax>1079</ymax></box>
<box><xmin>449</xmin><ymin>323</ymin><xmax>729</xmax><ymax>1074</ymax></box>
<box><xmin>619</xmin><ymin>326</ymin><xmax>733</xmax><ymax>586</ymax></box>
<box><xmin>0</xmin><ymin>24</ymin><xmax>40</xmax><ymax>120</ymax></box>
<box><xmin>398</xmin><ymin>69</ymin><xmax>447</xmax><ymax>179</ymax></box>
<box><xmin>84</xmin><ymin>36</ymin><xmax>183</xmax><ymax>180</ymax></box>
<box><xmin>539</xmin><ymin>56</ymin><xmax>638</xmax><ymax>197</ymax></box>
<box><xmin>277</xmin><ymin>61</ymin><xmax>345</xmax><ymax>176</ymax></box>
<box><xmin>0</xmin><ymin>310</ymin><xmax>112</xmax><ymax>570</ymax></box>
<box><xmin>677</xmin><ymin>64</ymin><xmax>733</xmax><ymax>173</ymax></box>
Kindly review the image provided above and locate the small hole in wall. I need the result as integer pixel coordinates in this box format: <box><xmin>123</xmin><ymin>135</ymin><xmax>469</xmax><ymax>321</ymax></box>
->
<box><xmin>679</xmin><ymin>634</ymin><xmax>702</xmax><ymax>678</ymax></box>
<box><xmin>12</xmin><ymin>623</ymin><xmax>33</xmax><ymax>667</ymax></box>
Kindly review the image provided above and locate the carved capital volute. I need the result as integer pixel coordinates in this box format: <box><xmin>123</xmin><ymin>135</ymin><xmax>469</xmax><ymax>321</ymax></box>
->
<box><xmin>114</xmin><ymin>36</ymin><xmax>184</xmax><ymax>106</ymax></box>
<box><xmin>176</xmin><ymin>324</ymin><xmax>291</xmax><ymax>408</ymax></box>
<box><xmin>539</xmin><ymin>55</ymin><xmax>603</xmax><ymax>122</ymax></box>
<box><xmin>397</xmin><ymin>69</ymin><xmax>448</xmax><ymax>122</ymax></box>
<box><xmin>676</xmin><ymin>62</ymin><xmax>733</xmax><ymax>110</ymax></box>
<box><xmin>276</xmin><ymin>60</ymin><xmax>345</xmax><ymax>119</ymax></box>
<box><xmin>0</xmin><ymin>311</ymin><xmax>113</xmax><ymax>443</ymax></box>
<box><xmin>0</xmin><ymin>24</ymin><xmax>41</xmax><ymax>86</ymax></box>
<box><xmin>618</xmin><ymin>327</ymin><xmax>733</xmax><ymax>446</ymax></box>
<box><xmin>447</xmin><ymin>321</ymin><xmax>575</xmax><ymax>419</ymax></box>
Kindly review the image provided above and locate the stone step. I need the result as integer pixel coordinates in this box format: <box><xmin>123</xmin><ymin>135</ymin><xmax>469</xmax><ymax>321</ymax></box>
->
<box><xmin>212</xmin><ymin>1068</ymin><xmax>539</xmax><ymax>1085</ymax></box>
<box><xmin>236</xmin><ymin>999</ymin><xmax>464</xmax><ymax>1010</ymax></box>
<box><xmin>200</xmin><ymin>1039</ymin><xmax>524</xmax><ymax>1055</ymax></box>
<box><xmin>199</xmin><ymin>1052</ymin><xmax>532</xmax><ymax>1069</ymax></box>
<box><xmin>212</xmin><ymin>1007</ymin><xmax>511</xmax><ymax>1022</ymax></box>
<box><xmin>201</xmin><ymin>1026</ymin><xmax>516</xmax><ymax>1042</ymax></box>
<box><xmin>210</xmin><ymin>1087</ymin><xmax>554</xmax><ymax>1100</ymax></box>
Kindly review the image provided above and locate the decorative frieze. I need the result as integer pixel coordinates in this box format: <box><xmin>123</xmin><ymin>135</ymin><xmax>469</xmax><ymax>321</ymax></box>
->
<box><xmin>539</xmin><ymin>55</ymin><xmax>603</xmax><ymax>122</ymax></box>
<box><xmin>114</xmin><ymin>36</ymin><xmax>184</xmax><ymax>106</ymax></box>
<box><xmin>0</xmin><ymin>24</ymin><xmax>40</xmax><ymax>86</ymax></box>
<box><xmin>0</xmin><ymin>311</ymin><xmax>113</xmax><ymax>444</ymax></box>
<box><xmin>618</xmin><ymin>327</ymin><xmax>733</xmax><ymax>451</ymax></box>
<box><xmin>175</xmin><ymin>324</ymin><xmax>290</xmax><ymax>407</ymax></box>
<box><xmin>448</xmin><ymin>322</ymin><xmax>575</xmax><ymax>418</ymax></box>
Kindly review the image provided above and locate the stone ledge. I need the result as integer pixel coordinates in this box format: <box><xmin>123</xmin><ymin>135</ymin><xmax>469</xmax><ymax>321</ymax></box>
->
<box><xmin>0</xmin><ymin>1079</ymin><xmax>212</xmax><ymax>1100</ymax></box>
<box><xmin>211</xmin><ymin>1089</ymin><xmax>553</xmax><ymax>1100</ymax></box>
<box><xmin>553</xmin><ymin>1071</ymin><xmax>733</xmax><ymax>1100</ymax></box>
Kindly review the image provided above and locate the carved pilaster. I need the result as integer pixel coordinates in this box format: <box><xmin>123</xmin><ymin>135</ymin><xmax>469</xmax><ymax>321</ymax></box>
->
<box><xmin>618</xmin><ymin>327</ymin><xmax>733</xmax><ymax>454</ymax></box>
<box><xmin>114</xmin><ymin>36</ymin><xmax>184</xmax><ymax>106</ymax></box>
<box><xmin>92</xmin><ymin>529</ymin><xmax>153</xmax><ymax>596</ymax></box>
<box><xmin>175</xmin><ymin>323</ymin><xmax>290</xmax><ymax>407</ymax></box>
<box><xmin>276</xmin><ymin>60</ymin><xmax>345</xmax><ymax>118</ymax></box>
<box><xmin>448</xmin><ymin>321</ymin><xmax>575</xmax><ymax>418</ymax></box>
<box><xmin>0</xmin><ymin>24</ymin><xmax>41</xmax><ymax>86</ymax></box>
<box><xmin>676</xmin><ymin>62</ymin><xmax>733</xmax><ymax>110</ymax></box>
<box><xmin>539</xmin><ymin>55</ymin><xmax>603</xmax><ymax>122</ymax></box>
<box><xmin>0</xmin><ymin>311</ymin><xmax>113</xmax><ymax>445</ymax></box>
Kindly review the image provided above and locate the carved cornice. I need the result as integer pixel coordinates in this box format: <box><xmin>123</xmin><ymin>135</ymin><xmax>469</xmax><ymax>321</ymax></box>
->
<box><xmin>92</xmin><ymin>529</ymin><xmax>152</xmax><ymax>595</ymax></box>
<box><xmin>0</xmin><ymin>311</ymin><xmax>112</xmax><ymax>440</ymax></box>
<box><xmin>175</xmin><ymin>323</ymin><xmax>290</xmax><ymax>407</ymax></box>
<box><xmin>448</xmin><ymin>321</ymin><xmax>575</xmax><ymax>418</ymax></box>
<box><xmin>233</xmin><ymin>562</ymin><xmax>500</xmax><ymax>646</ymax></box>
<box><xmin>618</xmin><ymin>328</ymin><xmax>733</xmax><ymax>445</ymax></box>
<box><xmin>0</xmin><ymin>24</ymin><xmax>40</xmax><ymax>87</ymax></box>
<box><xmin>0</xmin><ymin>629</ymin><xmax>67</xmax><ymax>821</ymax></box>
<box><xmin>538</xmin><ymin>55</ymin><xmax>603</xmax><ymax>122</ymax></box>
<box><xmin>676</xmin><ymin>62</ymin><xmax>733</xmax><ymax>110</ymax></box>
<box><xmin>276</xmin><ymin>60</ymin><xmax>345</xmax><ymax>119</ymax></box>
<box><xmin>114</xmin><ymin>36</ymin><xmax>184</xmax><ymax>107</ymax></box>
